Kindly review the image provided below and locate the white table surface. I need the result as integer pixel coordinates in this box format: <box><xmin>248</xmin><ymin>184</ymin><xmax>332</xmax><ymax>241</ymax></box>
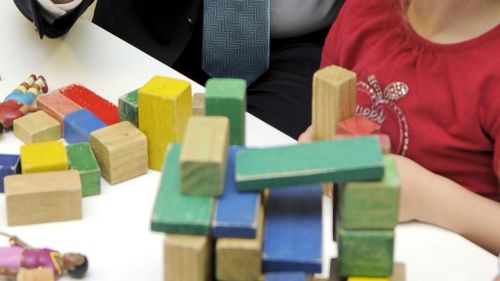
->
<box><xmin>0</xmin><ymin>1</ymin><xmax>497</xmax><ymax>281</ymax></box>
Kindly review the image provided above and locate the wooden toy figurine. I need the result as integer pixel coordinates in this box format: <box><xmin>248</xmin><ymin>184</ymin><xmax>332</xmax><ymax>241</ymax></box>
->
<box><xmin>0</xmin><ymin>232</ymin><xmax>88</xmax><ymax>280</ymax></box>
<box><xmin>0</xmin><ymin>75</ymin><xmax>48</xmax><ymax>136</ymax></box>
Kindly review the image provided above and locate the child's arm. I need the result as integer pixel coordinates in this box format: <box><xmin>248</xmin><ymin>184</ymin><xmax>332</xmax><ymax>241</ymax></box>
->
<box><xmin>394</xmin><ymin>154</ymin><xmax>500</xmax><ymax>255</ymax></box>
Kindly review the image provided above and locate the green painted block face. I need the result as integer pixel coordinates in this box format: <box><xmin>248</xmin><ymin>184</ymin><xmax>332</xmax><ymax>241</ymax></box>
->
<box><xmin>205</xmin><ymin>78</ymin><xmax>246</xmax><ymax>145</ymax></box>
<box><xmin>340</xmin><ymin>156</ymin><xmax>400</xmax><ymax>229</ymax></box>
<box><xmin>118</xmin><ymin>89</ymin><xmax>138</xmax><ymax>127</ymax></box>
<box><xmin>151</xmin><ymin>144</ymin><xmax>214</xmax><ymax>235</ymax></box>
<box><xmin>181</xmin><ymin>162</ymin><xmax>224</xmax><ymax>196</ymax></box>
<box><xmin>66</xmin><ymin>142</ymin><xmax>101</xmax><ymax>197</ymax></box>
<box><xmin>338</xmin><ymin>228</ymin><xmax>394</xmax><ymax>277</ymax></box>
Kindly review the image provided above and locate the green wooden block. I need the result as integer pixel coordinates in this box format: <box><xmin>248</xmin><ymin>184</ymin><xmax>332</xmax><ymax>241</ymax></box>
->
<box><xmin>205</xmin><ymin>78</ymin><xmax>246</xmax><ymax>145</ymax></box>
<box><xmin>340</xmin><ymin>156</ymin><xmax>400</xmax><ymax>229</ymax></box>
<box><xmin>66</xmin><ymin>142</ymin><xmax>101</xmax><ymax>196</ymax></box>
<box><xmin>151</xmin><ymin>143</ymin><xmax>214</xmax><ymax>235</ymax></box>
<box><xmin>118</xmin><ymin>89</ymin><xmax>138</xmax><ymax>126</ymax></box>
<box><xmin>338</xmin><ymin>228</ymin><xmax>394</xmax><ymax>277</ymax></box>
<box><xmin>235</xmin><ymin>137</ymin><xmax>384</xmax><ymax>191</ymax></box>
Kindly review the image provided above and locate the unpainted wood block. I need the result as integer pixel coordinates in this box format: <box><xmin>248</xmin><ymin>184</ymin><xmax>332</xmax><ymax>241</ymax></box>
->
<box><xmin>36</xmin><ymin>92</ymin><xmax>82</xmax><ymax>124</ymax></box>
<box><xmin>151</xmin><ymin>144</ymin><xmax>213</xmax><ymax>235</ymax></box>
<box><xmin>5</xmin><ymin>170</ymin><xmax>82</xmax><ymax>226</ymax></box>
<box><xmin>17</xmin><ymin>268</ymin><xmax>55</xmax><ymax>281</ymax></box>
<box><xmin>90</xmin><ymin>121</ymin><xmax>148</xmax><ymax>185</ymax></box>
<box><xmin>338</xmin><ymin>229</ymin><xmax>394</xmax><ymax>277</ymax></box>
<box><xmin>192</xmin><ymin>93</ymin><xmax>205</xmax><ymax>116</ymax></box>
<box><xmin>20</xmin><ymin>140</ymin><xmax>68</xmax><ymax>174</ymax></box>
<box><xmin>336</xmin><ymin>115</ymin><xmax>381</xmax><ymax>136</ymax></box>
<box><xmin>63</xmin><ymin>109</ymin><xmax>107</xmax><ymax>144</ymax></box>
<box><xmin>66</xmin><ymin>142</ymin><xmax>101</xmax><ymax>196</ymax></box>
<box><xmin>235</xmin><ymin>137</ymin><xmax>384</xmax><ymax>191</ymax></box>
<box><xmin>13</xmin><ymin>111</ymin><xmax>61</xmax><ymax>144</ymax></box>
<box><xmin>164</xmin><ymin>234</ymin><xmax>212</xmax><ymax>281</ymax></box>
<box><xmin>330</xmin><ymin>260</ymin><xmax>406</xmax><ymax>281</ymax></box>
<box><xmin>312</xmin><ymin>65</ymin><xmax>357</xmax><ymax>140</ymax></box>
<box><xmin>216</xmin><ymin>205</ymin><xmax>263</xmax><ymax>281</ymax></box>
<box><xmin>60</xmin><ymin>84</ymin><xmax>119</xmax><ymax>125</ymax></box>
<box><xmin>0</xmin><ymin>154</ymin><xmax>20</xmax><ymax>193</ymax></box>
<box><xmin>205</xmin><ymin>78</ymin><xmax>246</xmax><ymax>145</ymax></box>
<box><xmin>180</xmin><ymin>116</ymin><xmax>229</xmax><ymax>196</ymax></box>
<box><xmin>340</xmin><ymin>156</ymin><xmax>400</xmax><ymax>229</ymax></box>
<box><xmin>118</xmin><ymin>89</ymin><xmax>138</xmax><ymax>126</ymax></box>
<box><xmin>138</xmin><ymin>76</ymin><xmax>192</xmax><ymax>170</ymax></box>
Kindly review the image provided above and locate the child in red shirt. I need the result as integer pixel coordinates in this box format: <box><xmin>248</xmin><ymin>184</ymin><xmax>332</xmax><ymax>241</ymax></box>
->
<box><xmin>300</xmin><ymin>0</ymin><xmax>500</xmax><ymax>253</ymax></box>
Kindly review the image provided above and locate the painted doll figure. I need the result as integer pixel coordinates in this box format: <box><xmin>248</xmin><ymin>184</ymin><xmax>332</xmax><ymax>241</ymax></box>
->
<box><xmin>0</xmin><ymin>233</ymin><xmax>88</xmax><ymax>279</ymax></box>
<box><xmin>0</xmin><ymin>74</ymin><xmax>48</xmax><ymax>136</ymax></box>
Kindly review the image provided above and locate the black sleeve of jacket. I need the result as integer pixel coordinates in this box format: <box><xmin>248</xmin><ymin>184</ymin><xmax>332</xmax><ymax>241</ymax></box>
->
<box><xmin>13</xmin><ymin>0</ymin><xmax>95</xmax><ymax>38</ymax></box>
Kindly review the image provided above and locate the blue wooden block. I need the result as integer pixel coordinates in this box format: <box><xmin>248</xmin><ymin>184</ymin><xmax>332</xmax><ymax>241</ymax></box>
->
<box><xmin>213</xmin><ymin>146</ymin><xmax>261</xmax><ymax>238</ymax></box>
<box><xmin>264</xmin><ymin>272</ymin><xmax>308</xmax><ymax>281</ymax></box>
<box><xmin>0</xmin><ymin>154</ymin><xmax>21</xmax><ymax>193</ymax></box>
<box><xmin>263</xmin><ymin>184</ymin><xmax>323</xmax><ymax>273</ymax></box>
<box><xmin>63</xmin><ymin>109</ymin><xmax>106</xmax><ymax>144</ymax></box>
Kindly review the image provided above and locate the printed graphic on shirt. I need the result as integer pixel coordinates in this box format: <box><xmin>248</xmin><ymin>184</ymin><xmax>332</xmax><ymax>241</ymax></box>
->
<box><xmin>356</xmin><ymin>74</ymin><xmax>410</xmax><ymax>155</ymax></box>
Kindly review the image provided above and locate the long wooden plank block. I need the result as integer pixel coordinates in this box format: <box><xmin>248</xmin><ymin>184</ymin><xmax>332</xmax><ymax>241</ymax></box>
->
<box><xmin>263</xmin><ymin>184</ymin><xmax>322</xmax><ymax>273</ymax></box>
<box><xmin>213</xmin><ymin>146</ymin><xmax>261</xmax><ymax>238</ymax></box>
<box><xmin>151</xmin><ymin>144</ymin><xmax>213</xmax><ymax>235</ymax></box>
<box><xmin>36</xmin><ymin>92</ymin><xmax>82</xmax><ymax>124</ymax></box>
<box><xmin>164</xmin><ymin>234</ymin><xmax>212</xmax><ymax>281</ymax></box>
<box><xmin>236</xmin><ymin>137</ymin><xmax>384</xmax><ymax>191</ymax></box>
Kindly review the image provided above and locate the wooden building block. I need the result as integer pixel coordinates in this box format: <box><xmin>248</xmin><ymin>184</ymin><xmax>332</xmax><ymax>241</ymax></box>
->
<box><xmin>17</xmin><ymin>268</ymin><xmax>55</xmax><ymax>281</ymax></box>
<box><xmin>164</xmin><ymin>234</ymin><xmax>212</xmax><ymax>281</ymax></box>
<box><xmin>265</xmin><ymin>272</ymin><xmax>308</xmax><ymax>281</ymax></box>
<box><xmin>90</xmin><ymin>121</ymin><xmax>148</xmax><ymax>185</ymax></box>
<box><xmin>336</xmin><ymin>115</ymin><xmax>381</xmax><ymax>136</ymax></box>
<box><xmin>20</xmin><ymin>140</ymin><xmax>68</xmax><ymax>174</ymax></box>
<box><xmin>138</xmin><ymin>76</ymin><xmax>192</xmax><ymax>170</ymax></box>
<box><xmin>213</xmin><ymin>146</ymin><xmax>261</xmax><ymax>238</ymax></box>
<box><xmin>151</xmin><ymin>144</ymin><xmax>214</xmax><ymax>235</ymax></box>
<box><xmin>338</xmin><ymin>229</ymin><xmax>394</xmax><ymax>277</ymax></box>
<box><xmin>335</xmin><ymin>134</ymin><xmax>391</xmax><ymax>155</ymax></box>
<box><xmin>312</xmin><ymin>65</ymin><xmax>357</xmax><ymax>140</ymax></box>
<box><xmin>235</xmin><ymin>137</ymin><xmax>384</xmax><ymax>191</ymax></box>
<box><xmin>330</xmin><ymin>260</ymin><xmax>406</xmax><ymax>281</ymax></box>
<box><xmin>205</xmin><ymin>78</ymin><xmax>246</xmax><ymax>145</ymax></box>
<box><xmin>0</xmin><ymin>154</ymin><xmax>20</xmax><ymax>193</ymax></box>
<box><xmin>340</xmin><ymin>156</ymin><xmax>400</xmax><ymax>229</ymax></box>
<box><xmin>118</xmin><ymin>89</ymin><xmax>138</xmax><ymax>126</ymax></box>
<box><xmin>180</xmin><ymin>116</ymin><xmax>229</xmax><ymax>196</ymax></box>
<box><xmin>60</xmin><ymin>84</ymin><xmax>119</xmax><ymax>125</ymax></box>
<box><xmin>13</xmin><ymin>111</ymin><xmax>61</xmax><ymax>144</ymax></box>
<box><xmin>216</xmin><ymin>205</ymin><xmax>264</xmax><ymax>281</ymax></box>
<box><xmin>63</xmin><ymin>109</ymin><xmax>107</xmax><ymax>144</ymax></box>
<box><xmin>36</xmin><ymin>92</ymin><xmax>82</xmax><ymax>124</ymax></box>
<box><xmin>192</xmin><ymin>92</ymin><xmax>205</xmax><ymax>116</ymax></box>
<box><xmin>263</xmin><ymin>185</ymin><xmax>323</xmax><ymax>273</ymax></box>
<box><xmin>66</xmin><ymin>142</ymin><xmax>101</xmax><ymax>196</ymax></box>
<box><xmin>4</xmin><ymin>170</ymin><xmax>82</xmax><ymax>226</ymax></box>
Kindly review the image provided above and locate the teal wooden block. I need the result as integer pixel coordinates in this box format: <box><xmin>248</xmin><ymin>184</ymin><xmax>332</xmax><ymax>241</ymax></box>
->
<box><xmin>338</xmin><ymin>228</ymin><xmax>394</xmax><ymax>277</ymax></box>
<box><xmin>151</xmin><ymin>144</ymin><xmax>214</xmax><ymax>235</ymax></box>
<box><xmin>340</xmin><ymin>156</ymin><xmax>400</xmax><ymax>229</ymax></box>
<box><xmin>118</xmin><ymin>89</ymin><xmax>138</xmax><ymax>127</ymax></box>
<box><xmin>66</xmin><ymin>142</ymin><xmax>101</xmax><ymax>196</ymax></box>
<box><xmin>205</xmin><ymin>78</ymin><xmax>246</xmax><ymax>145</ymax></box>
<box><xmin>236</xmin><ymin>137</ymin><xmax>384</xmax><ymax>191</ymax></box>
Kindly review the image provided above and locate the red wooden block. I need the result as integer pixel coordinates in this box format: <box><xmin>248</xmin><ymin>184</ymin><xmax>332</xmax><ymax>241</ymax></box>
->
<box><xmin>36</xmin><ymin>92</ymin><xmax>82</xmax><ymax>124</ymax></box>
<box><xmin>59</xmin><ymin>84</ymin><xmax>119</xmax><ymax>125</ymax></box>
<box><xmin>336</xmin><ymin>115</ymin><xmax>381</xmax><ymax>136</ymax></box>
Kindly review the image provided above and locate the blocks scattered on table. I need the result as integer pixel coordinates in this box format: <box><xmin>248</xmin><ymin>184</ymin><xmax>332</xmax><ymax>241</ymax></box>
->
<box><xmin>66</xmin><ymin>142</ymin><xmax>101</xmax><ymax>196</ymax></box>
<box><xmin>164</xmin><ymin>234</ymin><xmax>212</xmax><ymax>281</ymax></box>
<box><xmin>205</xmin><ymin>78</ymin><xmax>246</xmax><ymax>145</ymax></box>
<box><xmin>180</xmin><ymin>116</ymin><xmax>229</xmax><ymax>196</ymax></box>
<box><xmin>118</xmin><ymin>89</ymin><xmax>138</xmax><ymax>126</ymax></box>
<box><xmin>138</xmin><ymin>76</ymin><xmax>192</xmax><ymax>170</ymax></box>
<box><xmin>13</xmin><ymin>111</ymin><xmax>61</xmax><ymax>144</ymax></box>
<box><xmin>4</xmin><ymin>170</ymin><xmax>82</xmax><ymax>226</ymax></box>
<box><xmin>0</xmin><ymin>154</ymin><xmax>21</xmax><ymax>193</ymax></box>
<box><xmin>89</xmin><ymin>121</ymin><xmax>148</xmax><ymax>185</ymax></box>
<box><xmin>36</xmin><ymin>91</ymin><xmax>82</xmax><ymax>124</ymax></box>
<box><xmin>20</xmin><ymin>140</ymin><xmax>68</xmax><ymax>174</ymax></box>
<box><xmin>192</xmin><ymin>93</ymin><xmax>205</xmax><ymax>116</ymax></box>
<box><xmin>64</xmin><ymin>109</ymin><xmax>107</xmax><ymax>144</ymax></box>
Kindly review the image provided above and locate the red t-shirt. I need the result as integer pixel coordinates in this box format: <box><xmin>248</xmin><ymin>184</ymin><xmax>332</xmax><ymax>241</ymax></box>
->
<box><xmin>321</xmin><ymin>0</ymin><xmax>500</xmax><ymax>200</ymax></box>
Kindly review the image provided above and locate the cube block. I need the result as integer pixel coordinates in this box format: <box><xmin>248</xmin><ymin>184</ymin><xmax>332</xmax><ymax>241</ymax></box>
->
<box><xmin>13</xmin><ymin>111</ymin><xmax>61</xmax><ymax>144</ymax></box>
<box><xmin>20</xmin><ymin>141</ymin><xmax>68</xmax><ymax>174</ymax></box>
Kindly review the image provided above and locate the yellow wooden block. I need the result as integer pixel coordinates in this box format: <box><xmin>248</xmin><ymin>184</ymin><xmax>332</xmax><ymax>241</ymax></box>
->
<box><xmin>138</xmin><ymin>76</ymin><xmax>192</xmax><ymax>170</ymax></box>
<box><xmin>13</xmin><ymin>111</ymin><xmax>61</xmax><ymax>144</ymax></box>
<box><xmin>312</xmin><ymin>65</ymin><xmax>357</xmax><ymax>140</ymax></box>
<box><xmin>164</xmin><ymin>234</ymin><xmax>212</xmax><ymax>281</ymax></box>
<box><xmin>20</xmin><ymin>140</ymin><xmax>68</xmax><ymax>174</ymax></box>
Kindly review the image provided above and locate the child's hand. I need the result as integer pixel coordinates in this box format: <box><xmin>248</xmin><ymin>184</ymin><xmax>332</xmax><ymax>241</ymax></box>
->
<box><xmin>298</xmin><ymin>125</ymin><xmax>314</xmax><ymax>143</ymax></box>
